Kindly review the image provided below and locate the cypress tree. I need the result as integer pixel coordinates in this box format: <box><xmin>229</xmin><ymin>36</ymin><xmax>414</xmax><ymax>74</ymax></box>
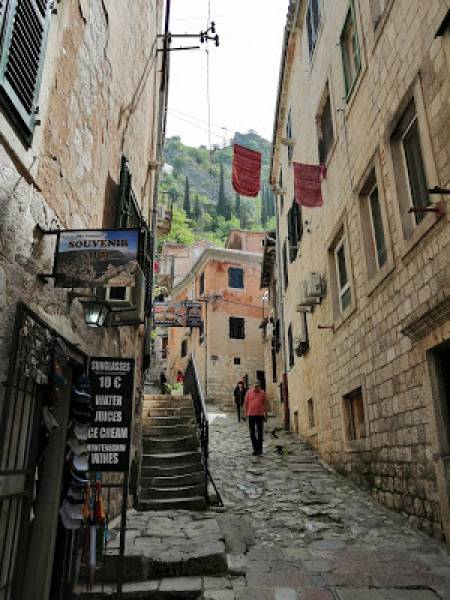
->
<box><xmin>261</xmin><ymin>189</ymin><xmax>268</xmax><ymax>228</ymax></box>
<box><xmin>193</xmin><ymin>194</ymin><xmax>202</xmax><ymax>220</ymax></box>
<box><xmin>235</xmin><ymin>193</ymin><xmax>241</xmax><ymax>218</ymax></box>
<box><xmin>183</xmin><ymin>177</ymin><xmax>191</xmax><ymax>216</ymax></box>
<box><xmin>217</xmin><ymin>162</ymin><xmax>229</xmax><ymax>219</ymax></box>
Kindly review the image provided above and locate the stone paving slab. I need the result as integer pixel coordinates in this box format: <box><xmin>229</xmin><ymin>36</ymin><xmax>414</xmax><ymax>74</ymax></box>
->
<box><xmin>334</xmin><ymin>590</ymin><xmax>440</xmax><ymax>600</ymax></box>
<box><xmin>207</xmin><ymin>409</ymin><xmax>450</xmax><ymax>599</ymax></box>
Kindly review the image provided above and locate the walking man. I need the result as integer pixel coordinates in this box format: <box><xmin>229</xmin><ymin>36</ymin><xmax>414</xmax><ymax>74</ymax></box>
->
<box><xmin>233</xmin><ymin>380</ymin><xmax>247</xmax><ymax>422</ymax></box>
<box><xmin>244</xmin><ymin>381</ymin><xmax>269</xmax><ymax>456</ymax></box>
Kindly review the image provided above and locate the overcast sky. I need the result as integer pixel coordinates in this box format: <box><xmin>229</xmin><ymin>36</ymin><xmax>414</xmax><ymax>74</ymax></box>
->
<box><xmin>165</xmin><ymin>0</ymin><xmax>289</xmax><ymax>148</ymax></box>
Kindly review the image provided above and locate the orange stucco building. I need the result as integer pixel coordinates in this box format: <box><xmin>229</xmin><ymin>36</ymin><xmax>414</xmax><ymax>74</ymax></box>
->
<box><xmin>166</xmin><ymin>231</ymin><xmax>267</xmax><ymax>409</ymax></box>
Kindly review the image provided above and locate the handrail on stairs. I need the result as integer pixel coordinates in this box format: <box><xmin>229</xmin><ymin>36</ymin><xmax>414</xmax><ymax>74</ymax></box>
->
<box><xmin>183</xmin><ymin>354</ymin><xmax>223</xmax><ymax>506</ymax></box>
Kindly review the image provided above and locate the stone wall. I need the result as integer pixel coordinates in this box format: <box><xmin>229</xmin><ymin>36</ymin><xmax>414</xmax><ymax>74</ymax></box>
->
<box><xmin>0</xmin><ymin>0</ymin><xmax>163</xmax><ymax>455</ymax></box>
<box><xmin>272</xmin><ymin>0</ymin><xmax>450</xmax><ymax>541</ymax></box>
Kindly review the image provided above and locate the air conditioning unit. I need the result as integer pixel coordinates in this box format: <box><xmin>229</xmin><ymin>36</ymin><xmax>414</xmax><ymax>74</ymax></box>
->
<box><xmin>108</xmin><ymin>268</ymin><xmax>146</xmax><ymax>325</ymax></box>
<box><xmin>297</xmin><ymin>282</ymin><xmax>319</xmax><ymax>309</ymax></box>
<box><xmin>305</xmin><ymin>272</ymin><xmax>325</xmax><ymax>299</ymax></box>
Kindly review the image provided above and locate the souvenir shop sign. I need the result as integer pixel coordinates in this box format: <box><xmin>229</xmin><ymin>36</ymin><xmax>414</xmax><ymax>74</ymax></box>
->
<box><xmin>54</xmin><ymin>229</ymin><xmax>140</xmax><ymax>288</ymax></box>
<box><xmin>154</xmin><ymin>301</ymin><xmax>203</xmax><ymax>328</ymax></box>
<box><xmin>88</xmin><ymin>357</ymin><xmax>134</xmax><ymax>472</ymax></box>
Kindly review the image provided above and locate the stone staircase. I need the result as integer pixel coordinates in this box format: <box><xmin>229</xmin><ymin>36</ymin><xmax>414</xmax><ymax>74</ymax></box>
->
<box><xmin>137</xmin><ymin>394</ymin><xmax>207</xmax><ymax>511</ymax></box>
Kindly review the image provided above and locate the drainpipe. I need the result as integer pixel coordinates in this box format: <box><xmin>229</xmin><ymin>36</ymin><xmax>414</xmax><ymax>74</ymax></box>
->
<box><xmin>145</xmin><ymin>0</ymin><xmax>171</xmax><ymax>369</ymax></box>
<box><xmin>274</xmin><ymin>192</ymin><xmax>289</xmax><ymax>430</ymax></box>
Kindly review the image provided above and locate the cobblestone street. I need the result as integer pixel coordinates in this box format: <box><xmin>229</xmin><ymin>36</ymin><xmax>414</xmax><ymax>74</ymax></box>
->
<box><xmin>208</xmin><ymin>409</ymin><xmax>450</xmax><ymax>600</ymax></box>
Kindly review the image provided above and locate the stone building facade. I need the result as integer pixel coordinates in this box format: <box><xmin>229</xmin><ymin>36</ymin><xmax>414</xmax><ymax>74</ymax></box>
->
<box><xmin>0</xmin><ymin>1</ymin><xmax>164</xmax><ymax>598</ymax></box>
<box><xmin>167</xmin><ymin>232</ymin><xmax>266</xmax><ymax>409</ymax></box>
<box><xmin>269</xmin><ymin>0</ymin><xmax>450</xmax><ymax>542</ymax></box>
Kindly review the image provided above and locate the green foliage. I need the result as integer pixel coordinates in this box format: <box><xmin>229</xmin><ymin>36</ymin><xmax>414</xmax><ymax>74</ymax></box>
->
<box><xmin>164</xmin><ymin>207</ymin><xmax>196</xmax><ymax>245</ymax></box>
<box><xmin>160</xmin><ymin>131</ymin><xmax>274</xmax><ymax>247</ymax></box>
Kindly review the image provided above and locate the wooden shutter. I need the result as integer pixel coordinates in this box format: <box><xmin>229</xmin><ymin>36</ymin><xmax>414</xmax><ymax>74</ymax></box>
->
<box><xmin>0</xmin><ymin>0</ymin><xmax>51</xmax><ymax>142</ymax></box>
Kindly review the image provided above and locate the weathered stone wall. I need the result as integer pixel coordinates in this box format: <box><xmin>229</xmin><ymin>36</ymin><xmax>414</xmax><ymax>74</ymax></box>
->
<box><xmin>0</xmin><ymin>0</ymin><xmax>163</xmax><ymax>455</ymax></box>
<box><xmin>273</xmin><ymin>0</ymin><xmax>450</xmax><ymax>540</ymax></box>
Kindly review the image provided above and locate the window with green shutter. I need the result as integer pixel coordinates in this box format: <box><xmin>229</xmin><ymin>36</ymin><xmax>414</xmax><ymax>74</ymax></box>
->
<box><xmin>0</xmin><ymin>0</ymin><xmax>52</xmax><ymax>144</ymax></box>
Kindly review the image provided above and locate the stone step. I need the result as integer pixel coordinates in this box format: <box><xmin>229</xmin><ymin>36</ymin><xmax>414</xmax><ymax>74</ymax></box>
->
<box><xmin>140</xmin><ymin>483</ymin><xmax>205</xmax><ymax>500</ymax></box>
<box><xmin>141</xmin><ymin>451</ymin><xmax>203</xmax><ymax>468</ymax></box>
<box><xmin>137</xmin><ymin>496</ymin><xmax>207</xmax><ymax>511</ymax></box>
<box><xmin>143</xmin><ymin>415</ymin><xmax>195</xmax><ymax>427</ymax></box>
<box><xmin>145</xmin><ymin>406</ymin><xmax>194</xmax><ymax>418</ymax></box>
<box><xmin>73</xmin><ymin>580</ymin><xmax>201</xmax><ymax>599</ymax></box>
<box><xmin>143</xmin><ymin>397</ymin><xmax>193</xmax><ymax>408</ymax></box>
<box><xmin>142</xmin><ymin>423</ymin><xmax>197</xmax><ymax>437</ymax></box>
<box><xmin>143</xmin><ymin>394</ymin><xmax>191</xmax><ymax>401</ymax></box>
<box><xmin>140</xmin><ymin>463</ymin><xmax>204</xmax><ymax>478</ymax></box>
<box><xmin>78</xmin><ymin>539</ymin><xmax>226</xmax><ymax>581</ymax></box>
<box><xmin>140</xmin><ymin>471</ymin><xmax>204</xmax><ymax>488</ymax></box>
<box><xmin>142</xmin><ymin>434</ymin><xmax>198</xmax><ymax>453</ymax></box>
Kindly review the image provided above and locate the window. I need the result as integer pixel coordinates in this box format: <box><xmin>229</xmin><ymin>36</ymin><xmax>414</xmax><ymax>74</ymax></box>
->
<box><xmin>181</xmin><ymin>339</ymin><xmax>188</xmax><ymax>357</ymax></box>
<box><xmin>233</xmin><ymin>357</ymin><xmax>241</xmax><ymax>365</ymax></box>
<box><xmin>359</xmin><ymin>168</ymin><xmax>388</xmax><ymax>279</ymax></box>
<box><xmin>306</xmin><ymin>0</ymin><xmax>321</xmax><ymax>60</ymax></box>
<box><xmin>228</xmin><ymin>267</ymin><xmax>244</xmax><ymax>289</ymax></box>
<box><xmin>370</xmin><ymin>0</ymin><xmax>387</xmax><ymax>29</ymax></box>
<box><xmin>307</xmin><ymin>398</ymin><xmax>315</xmax><ymax>428</ymax></box>
<box><xmin>199</xmin><ymin>272</ymin><xmax>205</xmax><ymax>295</ymax></box>
<box><xmin>368</xmin><ymin>185</ymin><xmax>387</xmax><ymax>269</ymax></box>
<box><xmin>229</xmin><ymin>317</ymin><xmax>245</xmax><ymax>339</ymax></box>
<box><xmin>0</xmin><ymin>0</ymin><xmax>51</xmax><ymax>143</ymax></box>
<box><xmin>335</xmin><ymin>236</ymin><xmax>352</xmax><ymax>312</ymax></box>
<box><xmin>288</xmin><ymin>324</ymin><xmax>295</xmax><ymax>368</ymax></box>
<box><xmin>391</xmin><ymin>99</ymin><xmax>431</xmax><ymax>236</ymax></box>
<box><xmin>343</xmin><ymin>387</ymin><xmax>366</xmax><ymax>440</ymax></box>
<box><xmin>286</xmin><ymin>108</ymin><xmax>293</xmax><ymax>164</ymax></box>
<box><xmin>399</xmin><ymin>104</ymin><xmax>430</xmax><ymax>224</ymax></box>
<box><xmin>340</xmin><ymin>4</ymin><xmax>361</xmax><ymax>97</ymax></box>
<box><xmin>278</xmin><ymin>167</ymin><xmax>284</xmax><ymax>211</ymax></box>
<box><xmin>317</xmin><ymin>86</ymin><xmax>334</xmax><ymax>163</ymax></box>
<box><xmin>282</xmin><ymin>240</ymin><xmax>289</xmax><ymax>290</ymax></box>
<box><xmin>287</xmin><ymin>201</ymin><xmax>303</xmax><ymax>262</ymax></box>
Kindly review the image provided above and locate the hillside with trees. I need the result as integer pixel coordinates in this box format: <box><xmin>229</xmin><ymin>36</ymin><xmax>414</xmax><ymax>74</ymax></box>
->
<box><xmin>159</xmin><ymin>131</ymin><xmax>276</xmax><ymax>246</ymax></box>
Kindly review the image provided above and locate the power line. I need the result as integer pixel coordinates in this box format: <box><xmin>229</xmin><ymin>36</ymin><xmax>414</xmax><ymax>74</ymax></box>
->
<box><xmin>169</xmin><ymin>107</ymin><xmax>232</xmax><ymax>134</ymax></box>
<box><xmin>167</xmin><ymin>111</ymin><xmax>224</xmax><ymax>139</ymax></box>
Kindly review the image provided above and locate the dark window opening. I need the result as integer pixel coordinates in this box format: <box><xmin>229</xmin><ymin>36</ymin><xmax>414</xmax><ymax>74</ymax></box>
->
<box><xmin>181</xmin><ymin>339</ymin><xmax>188</xmax><ymax>357</ymax></box>
<box><xmin>288</xmin><ymin>201</ymin><xmax>303</xmax><ymax>262</ymax></box>
<box><xmin>233</xmin><ymin>357</ymin><xmax>241</xmax><ymax>365</ymax></box>
<box><xmin>288</xmin><ymin>324</ymin><xmax>295</xmax><ymax>368</ymax></box>
<box><xmin>256</xmin><ymin>370</ymin><xmax>266</xmax><ymax>391</ymax></box>
<box><xmin>306</xmin><ymin>0</ymin><xmax>321</xmax><ymax>59</ymax></box>
<box><xmin>343</xmin><ymin>387</ymin><xmax>366</xmax><ymax>440</ymax></box>
<box><xmin>229</xmin><ymin>317</ymin><xmax>245</xmax><ymax>339</ymax></box>
<box><xmin>228</xmin><ymin>267</ymin><xmax>244</xmax><ymax>289</ymax></box>
<box><xmin>282</xmin><ymin>240</ymin><xmax>289</xmax><ymax>289</ymax></box>
<box><xmin>318</xmin><ymin>90</ymin><xmax>334</xmax><ymax>163</ymax></box>
<box><xmin>286</xmin><ymin>108</ymin><xmax>293</xmax><ymax>164</ymax></box>
<box><xmin>199</xmin><ymin>272</ymin><xmax>205</xmax><ymax>295</ymax></box>
<box><xmin>308</xmin><ymin>398</ymin><xmax>315</xmax><ymax>428</ymax></box>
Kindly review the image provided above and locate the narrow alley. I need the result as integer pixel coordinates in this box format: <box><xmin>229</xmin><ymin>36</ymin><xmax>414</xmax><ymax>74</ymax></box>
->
<box><xmin>77</xmin><ymin>407</ymin><xmax>450</xmax><ymax>600</ymax></box>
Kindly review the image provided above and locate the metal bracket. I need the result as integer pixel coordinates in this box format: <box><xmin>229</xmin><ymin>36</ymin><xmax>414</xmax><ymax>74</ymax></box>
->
<box><xmin>35</xmin><ymin>224</ymin><xmax>60</xmax><ymax>235</ymax></box>
<box><xmin>428</xmin><ymin>186</ymin><xmax>450</xmax><ymax>195</ymax></box>
<box><xmin>318</xmin><ymin>324</ymin><xmax>335</xmax><ymax>332</ymax></box>
<box><xmin>408</xmin><ymin>200</ymin><xmax>445</xmax><ymax>218</ymax></box>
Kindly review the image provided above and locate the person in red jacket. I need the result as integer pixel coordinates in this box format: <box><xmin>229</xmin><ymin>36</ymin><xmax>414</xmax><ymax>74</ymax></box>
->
<box><xmin>244</xmin><ymin>381</ymin><xmax>269</xmax><ymax>456</ymax></box>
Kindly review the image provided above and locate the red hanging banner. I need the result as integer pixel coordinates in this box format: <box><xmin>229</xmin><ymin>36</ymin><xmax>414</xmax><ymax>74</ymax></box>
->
<box><xmin>232</xmin><ymin>144</ymin><xmax>262</xmax><ymax>197</ymax></box>
<box><xmin>293</xmin><ymin>162</ymin><xmax>326</xmax><ymax>208</ymax></box>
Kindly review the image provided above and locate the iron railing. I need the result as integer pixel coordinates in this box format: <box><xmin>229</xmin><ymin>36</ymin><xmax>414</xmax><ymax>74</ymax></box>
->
<box><xmin>183</xmin><ymin>355</ymin><xmax>209</xmax><ymax>501</ymax></box>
